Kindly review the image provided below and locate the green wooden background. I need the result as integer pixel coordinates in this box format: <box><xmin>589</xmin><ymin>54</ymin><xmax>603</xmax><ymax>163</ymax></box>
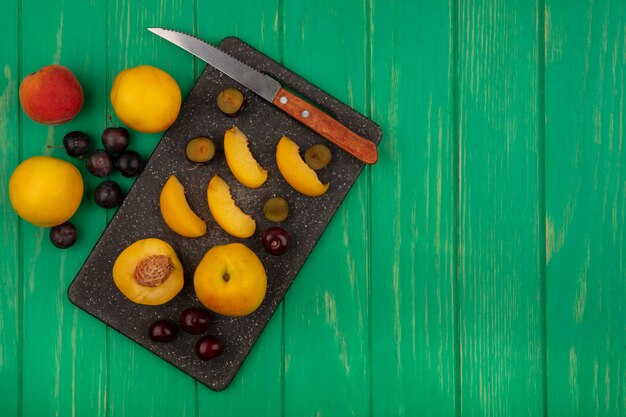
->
<box><xmin>1</xmin><ymin>0</ymin><xmax>625</xmax><ymax>416</ymax></box>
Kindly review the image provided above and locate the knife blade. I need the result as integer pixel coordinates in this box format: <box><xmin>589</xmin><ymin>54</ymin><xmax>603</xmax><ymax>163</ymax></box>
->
<box><xmin>148</xmin><ymin>28</ymin><xmax>378</xmax><ymax>164</ymax></box>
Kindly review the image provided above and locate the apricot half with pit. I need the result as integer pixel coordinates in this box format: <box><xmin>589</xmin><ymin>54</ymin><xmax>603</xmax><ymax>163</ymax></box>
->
<box><xmin>113</xmin><ymin>238</ymin><xmax>184</xmax><ymax>305</ymax></box>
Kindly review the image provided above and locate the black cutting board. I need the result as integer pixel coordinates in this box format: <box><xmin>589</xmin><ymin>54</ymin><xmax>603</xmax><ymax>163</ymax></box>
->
<box><xmin>68</xmin><ymin>37</ymin><xmax>382</xmax><ymax>391</ymax></box>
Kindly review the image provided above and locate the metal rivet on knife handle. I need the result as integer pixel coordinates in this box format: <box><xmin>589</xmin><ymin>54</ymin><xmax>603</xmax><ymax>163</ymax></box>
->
<box><xmin>273</xmin><ymin>88</ymin><xmax>378</xmax><ymax>164</ymax></box>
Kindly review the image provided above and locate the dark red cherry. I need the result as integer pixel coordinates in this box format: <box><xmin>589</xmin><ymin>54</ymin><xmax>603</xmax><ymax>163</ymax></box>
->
<box><xmin>179</xmin><ymin>307</ymin><xmax>211</xmax><ymax>334</ymax></box>
<box><xmin>195</xmin><ymin>335</ymin><xmax>223</xmax><ymax>360</ymax></box>
<box><xmin>262</xmin><ymin>226</ymin><xmax>290</xmax><ymax>255</ymax></box>
<box><xmin>149</xmin><ymin>320</ymin><xmax>176</xmax><ymax>342</ymax></box>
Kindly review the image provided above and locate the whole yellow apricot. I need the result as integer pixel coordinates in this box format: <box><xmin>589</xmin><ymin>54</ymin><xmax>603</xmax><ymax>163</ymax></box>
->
<box><xmin>194</xmin><ymin>243</ymin><xmax>267</xmax><ymax>316</ymax></box>
<box><xmin>110</xmin><ymin>65</ymin><xmax>182</xmax><ymax>133</ymax></box>
<box><xmin>9</xmin><ymin>156</ymin><xmax>84</xmax><ymax>227</ymax></box>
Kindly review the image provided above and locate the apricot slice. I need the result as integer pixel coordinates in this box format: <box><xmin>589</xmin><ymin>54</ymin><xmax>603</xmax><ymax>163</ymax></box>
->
<box><xmin>159</xmin><ymin>175</ymin><xmax>206</xmax><ymax>238</ymax></box>
<box><xmin>207</xmin><ymin>175</ymin><xmax>256</xmax><ymax>238</ymax></box>
<box><xmin>113</xmin><ymin>238</ymin><xmax>184</xmax><ymax>305</ymax></box>
<box><xmin>276</xmin><ymin>136</ymin><xmax>329</xmax><ymax>197</ymax></box>
<box><xmin>194</xmin><ymin>242</ymin><xmax>267</xmax><ymax>317</ymax></box>
<box><xmin>223</xmin><ymin>126</ymin><xmax>268</xmax><ymax>188</ymax></box>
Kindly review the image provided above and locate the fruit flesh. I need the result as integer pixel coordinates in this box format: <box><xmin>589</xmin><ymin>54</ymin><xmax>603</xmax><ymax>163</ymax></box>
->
<box><xmin>185</xmin><ymin>137</ymin><xmax>215</xmax><ymax>163</ymax></box>
<box><xmin>223</xmin><ymin>127</ymin><xmax>267</xmax><ymax>188</ymax></box>
<box><xmin>216</xmin><ymin>87</ymin><xmax>244</xmax><ymax>116</ymax></box>
<box><xmin>304</xmin><ymin>144</ymin><xmax>332</xmax><ymax>170</ymax></box>
<box><xmin>159</xmin><ymin>175</ymin><xmax>206</xmax><ymax>238</ymax></box>
<box><xmin>113</xmin><ymin>238</ymin><xmax>184</xmax><ymax>305</ymax></box>
<box><xmin>263</xmin><ymin>196</ymin><xmax>289</xmax><ymax>222</ymax></box>
<box><xmin>206</xmin><ymin>175</ymin><xmax>256</xmax><ymax>239</ymax></box>
<box><xmin>276</xmin><ymin>136</ymin><xmax>329</xmax><ymax>197</ymax></box>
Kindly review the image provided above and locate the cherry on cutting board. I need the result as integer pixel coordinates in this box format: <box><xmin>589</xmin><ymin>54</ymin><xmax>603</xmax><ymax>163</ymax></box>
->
<box><xmin>179</xmin><ymin>307</ymin><xmax>211</xmax><ymax>334</ymax></box>
<box><xmin>195</xmin><ymin>335</ymin><xmax>223</xmax><ymax>360</ymax></box>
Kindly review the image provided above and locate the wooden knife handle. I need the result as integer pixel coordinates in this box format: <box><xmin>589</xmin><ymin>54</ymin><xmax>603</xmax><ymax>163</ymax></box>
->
<box><xmin>272</xmin><ymin>88</ymin><xmax>378</xmax><ymax>164</ymax></box>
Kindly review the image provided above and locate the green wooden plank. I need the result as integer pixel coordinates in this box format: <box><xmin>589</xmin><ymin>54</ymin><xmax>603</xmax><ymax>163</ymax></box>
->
<box><xmin>0</xmin><ymin>0</ymin><xmax>21</xmax><ymax>415</ymax></box>
<box><xmin>18</xmin><ymin>2</ymin><xmax>110</xmax><ymax>416</ymax></box>
<box><xmin>456</xmin><ymin>1</ymin><xmax>544</xmax><ymax>416</ymax></box>
<box><xmin>104</xmin><ymin>1</ymin><xmax>197</xmax><ymax>416</ymax></box>
<box><xmin>280</xmin><ymin>1</ymin><xmax>371</xmax><ymax>415</ymax></box>
<box><xmin>369</xmin><ymin>1</ymin><xmax>458</xmax><ymax>416</ymax></box>
<box><xmin>545</xmin><ymin>1</ymin><xmax>626</xmax><ymax>416</ymax></box>
<box><xmin>195</xmin><ymin>3</ymin><xmax>285</xmax><ymax>414</ymax></box>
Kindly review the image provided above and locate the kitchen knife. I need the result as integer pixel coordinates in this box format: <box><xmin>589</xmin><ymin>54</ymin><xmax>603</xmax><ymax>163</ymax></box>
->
<box><xmin>148</xmin><ymin>28</ymin><xmax>378</xmax><ymax>164</ymax></box>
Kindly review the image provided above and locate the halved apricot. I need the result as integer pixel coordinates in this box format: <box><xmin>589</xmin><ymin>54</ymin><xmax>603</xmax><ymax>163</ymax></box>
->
<box><xmin>113</xmin><ymin>238</ymin><xmax>184</xmax><ymax>305</ymax></box>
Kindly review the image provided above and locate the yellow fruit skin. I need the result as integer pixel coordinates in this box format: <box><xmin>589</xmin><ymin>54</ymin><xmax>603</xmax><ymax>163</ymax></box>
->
<box><xmin>159</xmin><ymin>175</ymin><xmax>206</xmax><ymax>238</ymax></box>
<box><xmin>113</xmin><ymin>238</ymin><xmax>184</xmax><ymax>306</ymax></box>
<box><xmin>9</xmin><ymin>156</ymin><xmax>84</xmax><ymax>227</ymax></box>
<box><xmin>110</xmin><ymin>65</ymin><xmax>181</xmax><ymax>133</ymax></box>
<box><xmin>207</xmin><ymin>175</ymin><xmax>256</xmax><ymax>238</ymax></box>
<box><xmin>194</xmin><ymin>243</ymin><xmax>267</xmax><ymax>316</ymax></box>
<box><xmin>276</xmin><ymin>136</ymin><xmax>329</xmax><ymax>197</ymax></box>
<box><xmin>224</xmin><ymin>126</ymin><xmax>267</xmax><ymax>188</ymax></box>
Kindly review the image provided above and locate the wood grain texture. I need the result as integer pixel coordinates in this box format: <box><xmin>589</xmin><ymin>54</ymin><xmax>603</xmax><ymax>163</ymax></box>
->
<box><xmin>2</xmin><ymin>0</ymin><xmax>626</xmax><ymax>416</ymax></box>
<box><xmin>545</xmin><ymin>1</ymin><xmax>626</xmax><ymax>415</ymax></box>
<box><xmin>281</xmin><ymin>1</ymin><xmax>371</xmax><ymax>416</ymax></box>
<box><xmin>18</xmin><ymin>1</ymin><xmax>111</xmax><ymax>416</ymax></box>
<box><xmin>457</xmin><ymin>0</ymin><xmax>545</xmax><ymax>415</ymax></box>
<box><xmin>0</xmin><ymin>0</ymin><xmax>20</xmax><ymax>415</ymax></box>
<box><xmin>370</xmin><ymin>1</ymin><xmax>458</xmax><ymax>416</ymax></box>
